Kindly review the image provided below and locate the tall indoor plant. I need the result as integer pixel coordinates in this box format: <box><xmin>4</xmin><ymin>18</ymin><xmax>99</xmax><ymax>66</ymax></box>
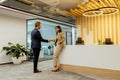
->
<box><xmin>2</xmin><ymin>42</ymin><xmax>28</xmax><ymax>64</ymax></box>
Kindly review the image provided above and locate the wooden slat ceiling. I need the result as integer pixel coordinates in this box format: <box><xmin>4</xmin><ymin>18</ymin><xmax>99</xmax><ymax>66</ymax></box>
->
<box><xmin>63</xmin><ymin>0</ymin><xmax>120</xmax><ymax>17</ymax></box>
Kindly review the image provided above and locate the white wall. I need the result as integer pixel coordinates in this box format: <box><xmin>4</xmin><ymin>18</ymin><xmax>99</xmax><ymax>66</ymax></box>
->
<box><xmin>0</xmin><ymin>14</ymin><xmax>26</xmax><ymax>64</ymax></box>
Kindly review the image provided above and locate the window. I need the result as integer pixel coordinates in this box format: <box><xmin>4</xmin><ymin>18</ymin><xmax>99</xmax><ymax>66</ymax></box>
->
<box><xmin>27</xmin><ymin>19</ymin><xmax>73</xmax><ymax>61</ymax></box>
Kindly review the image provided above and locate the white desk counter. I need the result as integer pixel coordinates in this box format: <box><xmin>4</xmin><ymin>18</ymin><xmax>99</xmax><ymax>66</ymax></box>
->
<box><xmin>60</xmin><ymin>45</ymin><xmax>120</xmax><ymax>71</ymax></box>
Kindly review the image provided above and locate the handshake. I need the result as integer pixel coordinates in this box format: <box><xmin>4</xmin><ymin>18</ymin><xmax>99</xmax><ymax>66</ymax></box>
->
<box><xmin>48</xmin><ymin>40</ymin><xmax>55</xmax><ymax>42</ymax></box>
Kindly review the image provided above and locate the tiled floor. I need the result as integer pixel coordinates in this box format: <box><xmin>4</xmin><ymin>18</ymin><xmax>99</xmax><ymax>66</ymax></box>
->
<box><xmin>0</xmin><ymin>60</ymin><xmax>116</xmax><ymax>80</ymax></box>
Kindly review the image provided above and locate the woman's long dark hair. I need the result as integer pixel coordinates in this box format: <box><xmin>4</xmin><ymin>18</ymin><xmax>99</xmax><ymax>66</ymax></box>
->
<box><xmin>55</xmin><ymin>26</ymin><xmax>62</xmax><ymax>46</ymax></box>
<box><xmin>55</xmin><ymin>26</ymin><xmax>62</xmax><ymax>35</ymax></box>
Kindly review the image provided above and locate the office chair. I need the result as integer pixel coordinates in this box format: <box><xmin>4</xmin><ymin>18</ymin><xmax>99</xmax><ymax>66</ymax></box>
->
<box><xmin>103</xmin><ymin>38</ymin><xmax>113</xmax><ymax>45</ymax></box>
<box><xmin>76</xmin><ymin>37</ymin><xmax>84</xmax><ymax>45</ymax></box>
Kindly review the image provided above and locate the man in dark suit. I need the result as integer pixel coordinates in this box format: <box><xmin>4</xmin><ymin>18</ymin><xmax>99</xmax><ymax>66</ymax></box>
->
<box><xmin>31</xmin><ymin>21</ymin><xmax>52</xmax><ymax>73</ymax></box>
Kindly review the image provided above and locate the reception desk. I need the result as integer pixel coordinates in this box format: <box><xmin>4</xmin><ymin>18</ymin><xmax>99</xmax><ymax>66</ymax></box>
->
<box><xmin>60</xmin><ymin>45</ymin><xmax>120</xmax><ymax>79</ymax></box>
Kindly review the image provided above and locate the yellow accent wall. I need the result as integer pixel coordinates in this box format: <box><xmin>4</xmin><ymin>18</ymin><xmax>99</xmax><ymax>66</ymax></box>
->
<box><xmin>76</xmin><ymin>13</ymin><xmax>120</xmax><ymax>45</ymax></box>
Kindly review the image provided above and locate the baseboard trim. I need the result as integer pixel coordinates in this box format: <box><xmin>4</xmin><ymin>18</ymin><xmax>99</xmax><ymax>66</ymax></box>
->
<box><xmin>0</xmin><ymin>62</ymin><xmax>13</xmax><ymax>65</ymax></box>
<box><xmin>61</xmin><ymin>64</ymin><xmax>120</xmax><ymax>80</ymax></box>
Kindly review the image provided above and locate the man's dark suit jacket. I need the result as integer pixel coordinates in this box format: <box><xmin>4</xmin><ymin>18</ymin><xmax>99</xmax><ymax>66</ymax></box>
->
<box><xmin>31</xmin><ymin>28</ymin><xmax>48</xmax><ymax>49</ymax></box>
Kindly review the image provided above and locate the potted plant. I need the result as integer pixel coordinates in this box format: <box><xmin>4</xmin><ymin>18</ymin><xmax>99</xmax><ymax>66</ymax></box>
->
<box><xmin>98</xmin><ymin>39</ymin><xmax>102</xmax><ymax>45</ymax></box>
<box><xmin>1</xmin><ymin>42</ymin><xmax>28</xmax><ymax>64</ymax></box>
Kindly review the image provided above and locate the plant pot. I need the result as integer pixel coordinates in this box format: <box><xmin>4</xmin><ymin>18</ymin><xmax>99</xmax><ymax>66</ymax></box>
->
<box><xmin>11</xmin><ymin>57</ymin><xmax>22</xmax><ymax>64</ymax></box>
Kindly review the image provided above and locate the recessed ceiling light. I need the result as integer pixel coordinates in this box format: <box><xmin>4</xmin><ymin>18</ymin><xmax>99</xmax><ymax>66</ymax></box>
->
<box><xmin>0</xmin><ymin>0</ymin><xmax>7</xmax><ymax>3</ymax></box>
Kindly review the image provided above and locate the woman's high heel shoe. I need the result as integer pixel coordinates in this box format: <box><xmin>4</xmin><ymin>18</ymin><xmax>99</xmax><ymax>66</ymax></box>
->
<box><xmin>52</xmin><ymin>67</ymin><xmax>60</xmax><ymax>72</ymax></box>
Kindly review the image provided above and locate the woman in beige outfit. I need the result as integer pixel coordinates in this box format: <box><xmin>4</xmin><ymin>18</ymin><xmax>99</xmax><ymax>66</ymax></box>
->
<box><xmin>52</xmin><ymin>26</ymin><xmax>65</xmax><ymax>72</ymax></box>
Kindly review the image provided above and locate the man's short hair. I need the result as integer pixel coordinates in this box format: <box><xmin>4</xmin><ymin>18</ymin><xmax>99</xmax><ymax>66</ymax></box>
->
<box><xmin>35</xmin><ymin>21</ymin><xmax>41</xmax><ymax>27</ymax></box>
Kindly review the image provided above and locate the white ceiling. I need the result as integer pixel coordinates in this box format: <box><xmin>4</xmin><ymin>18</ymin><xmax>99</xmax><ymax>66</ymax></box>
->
<box><xmin>0</xmin><ymin>6</ymin><xmax>75</xmax><ymax>26</ymax></box>
<box><xmin>0</xmin><ymin>0</ymin><xmax>89</xmax><ymax>25</ymax></box>
<box><xmin>38</xmin><ymin>0</ymin><xmax>89</xmax><ymax>10</ymax></box>
<box><xmin>58</xmin><ymin>0</ymin><xmax>89</xmax><ymax>10</ymax></box>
